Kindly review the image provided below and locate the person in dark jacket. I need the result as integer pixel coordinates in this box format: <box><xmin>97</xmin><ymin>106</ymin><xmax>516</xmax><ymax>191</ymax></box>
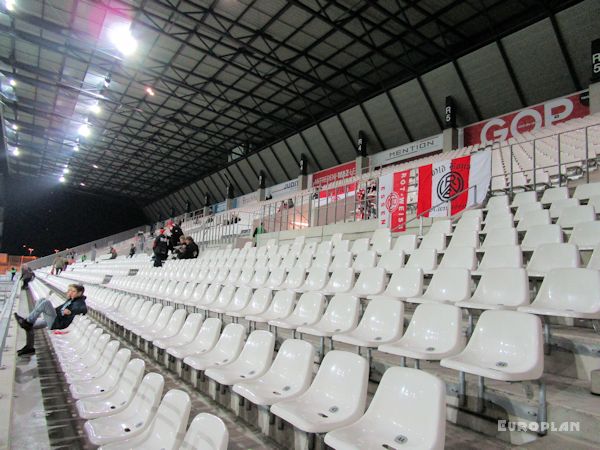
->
<box><xmin>129</xmin><ymin>243</ymin><xmax>136</xmax><ymax>258</ymax></box>
<box><xmin>20</xmin><ymin>264</ymin><xmax>35</xmax><ymax>289</ymax></box>
<box><xmin>14</xmin><ymin>283</ymin><xmax>88</xmax><ymax>356</ymax></box>
<box><xmin>169</xmin><ymin>222</ymin><xmax>183</xmax><ymax>252</ymax></box>
<box><xmin>181</xmin><ymin>236</ymin><xmax>199</xmax><ymax>259</ymax></box>
<box><xmin>153</xmin><ymin>229</ymin><xmax>169</xmax><ymax>267</ymax></box>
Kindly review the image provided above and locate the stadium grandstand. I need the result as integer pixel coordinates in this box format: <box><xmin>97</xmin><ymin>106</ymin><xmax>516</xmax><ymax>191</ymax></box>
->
<box><xmin>2</xmin><ymin>0</ymin><xmax>600</xmax><ymax>449</ymax></box>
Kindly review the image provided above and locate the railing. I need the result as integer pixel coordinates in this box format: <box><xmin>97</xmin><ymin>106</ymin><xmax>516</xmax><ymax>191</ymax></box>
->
<box><xmin>0</xmin><ymin>279</ymin><xmax>19</xmax><ymax>367</ymax></box>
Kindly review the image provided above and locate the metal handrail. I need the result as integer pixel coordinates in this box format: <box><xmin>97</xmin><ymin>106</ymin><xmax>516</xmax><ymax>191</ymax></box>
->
<box><xmin>393</xmin><ymin>184</ymin><xmax>479</xmax><ymax>234</ymax></box>
<box><xmin>0</xmin><ymin>279</ymin><xmax>19</xmax><ymax>367</ymax></box>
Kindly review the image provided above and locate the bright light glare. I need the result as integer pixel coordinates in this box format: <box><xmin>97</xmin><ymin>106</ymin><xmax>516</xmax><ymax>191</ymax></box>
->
<box><xmin>5</xmin><ymin>0</ymin><xmax>15</xmax><ymax>11</ymax></box>
<box><xmin>11</xmin><ymin>124</ymin><xmax>18</xmax><ymax>130</ymax></box>
<box><xmin>80</xmin><ymin>182</ymin><xmax>86</xmax><ymax>187</ymax></box>
<box><xmin>92</xmin><ymin>164</ymin><xmax>99</xmax><ymax>169</ymax></box>
<box><xmin>109</xmin><ymin>24</ymin><xmax>137</xmax><ymax>56</ymax></box>
<box><xmin>11</xmin><ymin>147</ymin><xmax>19</xmax><ymax>156</ymax></box>
<box><xmin>145</xmin><ymin>87</ymin><xmax>155</xmax><ymax>96</ymax></box>
<box><xmin>78</xmin><ymin>123</ymin><xmax>90</xmax><ymax>137</ymax></box>
<box><xmin>73</xmin><ymin>144</ymin><xmax>79</xmax><ymax>152</ymax></box>
<box><xmin>59</xmin><ymin>176</ymin><xmax>66</xmax><ymax>183</ymax></box>
<box><xmin>90</xmin><ymin>103</ymin><xmax>101</xmax><ymax>114</ymax></box>
<box><xmin>63</xmin><ymin>168</ymin><xmax>70</xmax><ymax>174</ymax></box>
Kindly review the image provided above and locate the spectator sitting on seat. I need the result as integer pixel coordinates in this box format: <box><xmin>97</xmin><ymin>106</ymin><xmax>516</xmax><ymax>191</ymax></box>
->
<box><xmin>14</xmin><ymin>283</ymin><xmax>88</xmax><ymax>356</ymax></box>
<box><xmin>109</xmin><ymin>247</ymin><xmax>118</xmax><ymax>259</ymax></box>
<box><xmin>174</xmin><ymin>235</ymin><xmax>187</xmax><ymax>259</ymax></box>
<box><xmin>20</xmin><ymin>264</ymin><xmax>35</xmax><ymax>290</ymax></box>
<box><xmin>129</xmin><ymin>243</ymin><xmax>136</xmax><ymax>258</ymax></box>
<box><xmin>180</xmin><ymin>236</ymin><xmax>199</xmax><ymax>259</ymax></box>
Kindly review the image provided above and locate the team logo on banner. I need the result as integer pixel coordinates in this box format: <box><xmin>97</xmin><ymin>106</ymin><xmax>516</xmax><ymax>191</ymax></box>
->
<box><xmin>437</xmin><ymin>172</ymin><xmax>465</xmax><ymax>201</ymax></box>
<box><xmin>378</xmin><ymin>170</ymin><xmax>410</xmax><ymax>231</ymax></box>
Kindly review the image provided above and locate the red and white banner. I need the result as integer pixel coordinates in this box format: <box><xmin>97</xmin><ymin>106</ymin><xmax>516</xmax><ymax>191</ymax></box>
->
<box><xmin>311</xmin><ymin>161</ymin><xmax>357</xmax><ymax>205</ymax></box>
<box><xmin>463</xmin><ymin>91</ymin><xmax>589</xmax><ymax>146</ymax></box>
<box><xmin>417</xmin><ymin>151</ymin><xmax>491</xmax><ymax>217</ymax></box>
<box><xmin>378</xmin><ymin>170</ymin><xmax>410</xmax><ymax>231</ymax></box>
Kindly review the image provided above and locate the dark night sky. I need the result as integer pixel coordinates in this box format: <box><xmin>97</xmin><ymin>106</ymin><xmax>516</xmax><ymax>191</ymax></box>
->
<box><xmin>2</xmin><ymin>175</ymin><xmax>149</xmax><ymax>257</ymax></box>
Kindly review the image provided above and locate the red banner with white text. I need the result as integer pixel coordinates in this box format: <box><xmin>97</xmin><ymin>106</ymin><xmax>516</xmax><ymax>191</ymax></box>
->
<box><xmin>378</xmin><ymin>170</ymin><xmax>410</xmax><ymax>231</ymax></box>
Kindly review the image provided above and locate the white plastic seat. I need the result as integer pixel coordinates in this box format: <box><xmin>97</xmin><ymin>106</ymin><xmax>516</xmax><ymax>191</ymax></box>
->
<box><xmin>521</xmin><ymin>224</ymin><xmax>563</xmax><ymax>251</ymax></box>
<box><xmin>378</xmin><ymin>303</ymin><xmax>464</xmax><ymax>360</ymax></box>
<box><xmin>518</xmin><ymin>268</ymin><xmax>600</xmax><ymax>319</ymax></box>
<box><xmin>98</xmin><ymin>389</ymin><xmax>191</xmax><ymax>450</ymax></box>
<box><xmin>428</xmin><ymin>219</ymin><xmax>452</xmax><ymax>235</ymax></box>
<box><xmin>179</xmin><ymin>413</ymin><xmax>229</xmax><ymax>450</ymax></box>
<box><xmin>516</xmin><ymin>209</ymin><xmax>550</xmax><ymax>231</ymax></box>
<box><xmin>527</xmin><ymin>243</ymin><xmax>581</xmax><ymax>276</ymax></box>
<box><xmin>297</xmin><ymin>294</ymin><xmax>360</xmax><ymax>338</ymax></box>
<box><xmin>349</xmin><ymin>267</ymin><xmax>385</xmax><ymax>297</ymax></box>
<box><xmin>485</xmin><ymin>195</ymin><xmax>509</xmax><ymax>212</ymax></box>
<box><xmin>350</xmin><ymin>238</ymin><xmax>370</xmax><ymax>255</ymax></box>
<box><xmin>482</xmin><ymin>214</ymin><xmax>514</xmax><ymax>233</ymax></box>
<box><xmin>461</xmin><ymin>209</ymin><xmax>483</xmax><ymax>220</ymax></box>
<box><xmin>281</xmin><ymin>266</ymin><xmax>307</xmax><ymax>290</ymax></box>
<box><xmin>440</xmin><ymin>310</ymin><xmax>543</xmax><ymax>381</ymax></box>
<box><xmin>573</xmin><ymin>182</ymin><xmax>600</xmax><ymax>201</ymax></box>
<box><xmin>352</xmin><ymin>250</ymin><xmax>377</xmax><ymax>273</ymax></box>
<box><xmin>376</xmin><ymin>250</ymin><xmax>404</xmax><ymax>273</ymax></box>
<box><xmin>448</xmin><ymin>229</ymin><xmax>479</xmax><ymax>249</ymax></box>
<box><xmin>514</xmin><ymin>201</ymin><xmax>542</xmax><ymax>221</ymax></box>
<box><xmin>166</xmin><ymin>318</ymin><xmax>222</xmax><ymax>360</ymax></box>
<box><xmin>227</xmin><ymin>288</ymin><xmax>272</xmax><ymax>318</ymax></box>
<box><xmin>204</xmin><ymin>330</ymin><xmax>275</xmax><ymax>385</ymax></box>
<box><xmin>371</xmin><ymin>228</ymin><xmax>391</xmax><ymax>255</ymax></box>
<box><xmin>557</xmin><ymin>205</ymin><xmax>596</xmax><ymax>228</ymax></box>
<box><xmin>75</xmin><ymin>359</ymin><xmax>146</xmax><ymax>419</ymax></box>
<box><xmin>221</xmin><ymin>287</ymin><xmax>253</xmax><ymax>316</ymax></box>
<box><xmin>541</xmin><ymin>186</ymin><xmax>569</xmax><ymax>205</ymax></box>
<box><xmin>589</xmin><ymin>244</ymin><xmax>600</xmax><ymax>270</ymax></box>
<box><xmin>330</xmin><ymin>251</ymin><xmax>353</xmax><ymax>272</ymax></box>
<box><xmin>372</xmin><ymin>267</ymin><xmax>423</xmax><ymax>300</ymax></box>
<box><xmin>454</xmin><ymin>216</ymin><xmax>481</xmax><ymax>234</ymax></box>
<box><xmin>393</xmin><ymin>234</ymin><xmax>418</xmax><ymax>253</ymax></box>
<box><xmin>589</xmin><ymin>195</ymin><xmax>600</xmax><ymax>212</ymax></box>
<box><xmin>569</xmin><ymin>221</ymin><xmax>600</xmax><ymax>249</ymax></box>
<box><xmin>153</xmin><ymin>313</ymin><xmax>203</xmax><ymax>351</ymax></box>
<box><xmin>246</xmin><ymin>290</ymin><xmax>296</xmax><ymax>324</ymax></box>
<box><xmin>406</xmin><ymin>268</ymin><xmax>471</xmax><ymax>304</ymax></box>
<box><xmin>183</xmin><ymin>323</ymin><xmax>246</xmax><ymax>371</ymax></box>
<box><xmin>264</xmin><ymin>266</ymin><xmax>287</xmax><ymax>289</ymax></box>
<box><xmin>333</xmin><ymin>298</ymin><xmax>404</xmax><ymax>348</ymax></box>
<box><xmin>321</xmin><ymin>267</ymin><xmax>355</xmax><ymax>295</ymax></box>
<box><xmin>438</xmin><ymin>246</ymin><xmax>477</xmax><ymax>270</ymax></box>
<box><xmin>248</xmin><ymin>267</ymin><xmax>270</xmax><ymax>289</ymax></box>
<box><xmin>84</xmin><ymin>372</ymin><xmax>165</xmax><ymax>446</ymax></box>
<box><xmin>207</xmin><ymin>285</ymin><xmax>236</xmax><ymax>313</ymax></box>
<box><xmin>141</xmin><ymin>308</ymin><xmax>186</xmax><ymax>343</ymax></box>
<box><xmin>549</xmin><ymin>198</ymin><xmax>580</xmax><ymax>219</ymax></box>
<box><xmin>419</xmin><ymin>232</ymin><xmax>446</xmax><ymax>252</ymax></box>
<box><xmin>70</xmin><ymin>348</ymin><xmax>132</xmax><ymax>399</ymax></box>
<box><xmin>511</xmin><ymin>191</ymin><xmax>537</xmax><ymax>207</ymax></box>
<box><xmin>270</xmin><ymin>351</ymin><xmax>369</xmax><ymax>434</ymax></box>
<box><xmin>480</xmin><ymin>227</ymin><xmax>518</xmax><ymax>249</ymax></box>
<box><xmin>296</xmin><ymin>267</ymin><xmax>329</xmax><ymax>292</ymax></box>
<box><xmin>65</xmin><ymin>340</ymin><xmax>121</xmax><ymax>384</ymax></box>
<box><xmin>475</xmin><ymin>245</ymin><xmax>522</xmax><ymax>273</ymax></box>
<box><xmin>405</xmin><ymin>248</ymin><xmax>437</xmax><ymax>272</ymax></box>
<box><xmin>324</xmin><ymin>367</ymin><xmax>446</xmax><ymax>450</ymax></box>
<box><xmin>458</xmin><ymin>268</ymin><xmax>529</xmax><ymax>310</ymax></box>
<box><xmin>268</xmin><ymin>292</ymin><xmax>325</xmax><ymax>330</ymax></box>
<box><xmin>232</xmin><ymin>339</ymin><xmax>315</xmax><ymax>406</ymax></box>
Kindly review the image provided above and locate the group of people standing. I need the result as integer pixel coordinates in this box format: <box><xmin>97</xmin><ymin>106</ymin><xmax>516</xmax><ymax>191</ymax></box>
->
<box><xmin>152</xmin><ymin>222</ymin><xmax>199</xmax><ymax>267</ymax></box>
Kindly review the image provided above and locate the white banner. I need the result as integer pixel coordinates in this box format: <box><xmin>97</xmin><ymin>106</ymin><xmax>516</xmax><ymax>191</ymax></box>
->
<box><xmin>370</xmin><ymin>134</ymin><xmax>443</xmax><ymax>168</ymax></box>
<box><xmin>266</xmin><ymin>179</ymin><xmax>299</xmax><ymax>199</ymax></box>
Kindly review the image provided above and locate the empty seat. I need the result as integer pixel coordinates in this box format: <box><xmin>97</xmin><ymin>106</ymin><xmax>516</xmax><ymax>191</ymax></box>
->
<box><xmin>180</xmin><ymin>413</ymin><xmax>229</xmax><ymax>450</ymax></box>
<box><xmin>281</xmin><ymin>266</ymin><xmax>307</xmax><ymax>290</ymax></box>
<box><xmin>227</xmin><ymin>288</ymin><xmax>272</xmax><ymax>320</ymax></box>
<box><xmin>321</xmin><ymin>268</ymin><xmax>355</xmax><ymax>295</ymax></box>
<box><xmin>527</xmin><ymin>243</ymin><xmax>581</xmax><ymax>276</ymax></box>
<box><xmin>481</xmin><ymin>227</ymin><xmax>518</xmax><ymax>249</ymax></box>
<box><xmin>569</xmin><ymin>221</ymin><xmax>600</xmax><ymax>249</ymax></box>
<box><xmin>205</xmin><ymin>330</ymin><xmax>275</xmax><ymax>386</ymax></box>
<box><xmin>441</xmin><ymin>310</ymin><xmax>543</xmax><ymax>382</ymax></box>
<box><xmin>541</xmin><ymin>186</ymin><xmax>569</xmax><ymax>205</ymax></box>
<box><xmin>246</xmin><ymin>290</ymin><xmax>296</xmax><ymax>324</ymax></box>
<box><xmin>514</xmin><ymin>201</ymin><xmax>542</xmax><ymax>220</ymax></box>
<box><xmin>70</xmin><ymin>348</ymin><xmax>131</xmax><ymax>399</ymax></box>
<box><xmin>516</xmin><ymin>209</ymin><xmax>550</xmax><ymax>231</ymax></box>
<box><xmin>183</xmin><ymin>323</ymin><xmax>246</xmax><ymax>373</ymax></box>
<box><xmin>371</xmin><ymin>228</ymin><xmax>391</xmax><ymax>255</ymax></box>
<box><xmin>378</xmin><ymin>303</ymin><xmax>464</xmax><ymax>361</ymax></box>
<box><xmin>268</xmin><ymin>292</ymin><xmax>325</xmax><ymax>330</ymax></box>
<box><xmin>297</xmin><ymin>294</ymin><xmax>360</xmax><ymax>340</ymax></box>
<box><xmin>573</xmin><ymin>182</ymin><xmax>600</xmax><ymax>201</ymax></box>
<box><xmin>486</xmin><ymin>195</ymin><xmax>509</xmax><ymax>211</ymax></box>
<box><xmin>405</xmin><ymin>248</ymin><xmax>437</xmax><ymax>272</ymax></box>
<box><xmin>84</xmin><ymin>372</ymin><xmax>165</xmax><ymax>446</ymax></box>
<box><xmin>98</xmin><ymin>389</ymin><xmax>191</xmax><ymax>450</ymax></box>
<box><xmin>264</xmin><ymin>267</ymin><xmax>286</xmax><ymax>289</ymax></box>
<box><xmin>521</xmin><ymin>224</ymin><xmax>563</xmax><ymax>251</ymax></box>
<box><xmin>372</xmin><ymin>267</ymin><xmax>423</xmax><ymax>300</ymax></box>
<box><xmin>330</xmin><ymin>251</ymin><xmax>353</xmax><ymax>272</ymax></box>
<box><xmin>475</xmin><ymin>245</ymin><xmax>522</xmax><ymax>273</ymax></box>
<box><xmin>438</xmin><ymin>246</ymin><xmax>477</xmax><ymax>270</ymax></box>
<box><xmin>296</xmin><ymin>267</ymin><xmax>329</xmax><ymax>293</ymax></box>
<box><xmin>448</xmin><ymin>229</ymin><xmax>480</xmax><ymax>248</ymax></box>
<box><xmin>458</xmin><ymin>268</ymin><xmax>529</xmax><ymax>310</ymax></box>
<box><xmin>376</xmin><ymin>250</ymin><xmax>405</xmax><ymax>273</ymax></box>
<box><xmin>222</xmin><ymin>287</ymin><xmax>253</xmax><ymax>316</ymax></box>
<box><xmin>271</xmin><ymin>351</ymin><xmax>368</xmax><ymax>434</ymax></box>
<box><xmin>166</xmin><ymin>318</ymin><xmax>222</xmax><ymax>369</ymax></box>
<box><xmin>393</xmin><ymin>234</ymin><xmax>418</xmax><ymax>253</ymax></box>
<box><xmin>349</xmin><ymin>267</ymin><xmax>386</xmax><ymax>297</ymax></box>
<box><xmin>406</xmin><ymin>268</ymin><xmax>471</xmax><ymax>304</ymax></box>
<box><xmin>350</xmin><ymin>238</ymin><xmax>370</xmax><ymax>255</ymax></box>
<box><xmin>453</xmin><ymin>216</ymin><xmax>481</xmax><ymax>234</ymax></box>
<box><xmin>511</xmin><ymin>191</ymin><xmax>537</xmax><ymax>207</ymax></box>
<box><xmin>419</xmin><ymin>232</ymin><xmax>446</xmax><ymax>252</ymax></box>
<box><xmin>549</xmin><ymin>198</ymin><xmax>580</xmax><ymax>219</ymax></box>
<box><xmin>233</xmin><ymin>339</ymin><xmax>315</xmax><ymax>406</ymax></box>
<box><xmin>352</xmin><ymin>250</ymin><xmax>377</xmax><ymax>273</ymax></box>
<box><xmin>482</xmin><ymin>214</ymin><xmax>514</xmax><ymax>233</ymax></box>
<box><xmin>333</xmin><ymin>298</ymin><xmax>404</xmax><ymax>349</ymax></box>
<box><xmin>324</xmin><ymin>367</ymin><xmax>446</xmax><ymax>450</ymax></box>
<box><xmin>518</xmin><ymin>268</ymin><xmax>600</xmax><ymax>319</ymax></box>
<box><xmin>75</xmin><ymin>359</ymin><xmax>146</xmax><ymax>420</ymax></box>
<box><xmin>428</xmin><ymin>219</ymin><xmax>452</xmax><ymax>235</ymax></box>
<box><xmin>557</xmin><ymin>205</ymin><xmax>596</xmax><ymax>228</ymax></box>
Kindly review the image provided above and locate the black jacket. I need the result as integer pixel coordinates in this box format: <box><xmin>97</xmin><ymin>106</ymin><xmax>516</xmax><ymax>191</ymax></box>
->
<box><xmin>51</xmin><ymin>295</ymin><xmax>88</xmax><ymax>330</ymax></box>
<box><xmin>153</xmin><ymin>235</ymin><xmax>168</xmax><ymax>257</ymax></box>
<box><xmin>181</xmin><ymin>242</ymin><xmax>199</xmax><ymax>259</ymax></box>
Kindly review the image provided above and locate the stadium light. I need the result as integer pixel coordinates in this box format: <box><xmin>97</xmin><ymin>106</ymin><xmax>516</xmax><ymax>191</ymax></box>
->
<box><xmin>59</xmin><ymin>175</ymin><xmax>66</xmax><ymax>183</ymax></box>
<box><xmin>11</xmin><ymin>124</ymin><xmax>18</xmax><ymax>130</ymax></box>
<box><xmin>80</xmin><ymin>182</ymin><xmax>86</xmax><ymax>187</ymax></box>
<box><xmin>63</xmin><ymin>167</ymin><xmax>69</xmax><ymax>174</ymax></box>
<box><xmin>109</xmin><ymin>24</ymin><xmax>137</xmax><ymax>56</ymax></box>
<box><xmin>145</xmin><ymin>87</ymin><xmax>155</xmax><ymax>96</ymax></box>
<box><xmin>78</xmin><ymin>123</ymin><xmax>90</xmax><ymax>137</ymax></box>
<box><xmin>8</xmin><ymin>78</ymin><xmax>16</xmax><ymax>86</ymax></box>
<box><xmin>5</xmin><ymin>0</ymin><xmax>15</xmax><ymax>11</ymax></box>
<box><xmin>92</xmin><ymin>164</ymin><xmax>99</xmax><ymax>169</ymax></box>
<box><xmin>11</xmin><ymin>147</ymin><xmax>19</xmax><ymax>156</ymax></box>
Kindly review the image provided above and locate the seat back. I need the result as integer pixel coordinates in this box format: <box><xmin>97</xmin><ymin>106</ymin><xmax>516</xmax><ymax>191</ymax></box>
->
<box><xmin>465</xmin><ymin>310</ymin><xmax>543</xmax><ymax>379</ymax></box>
<box><xmin>486</xmin><ymin>195</ymin><xmax>509</xmax><ymax>211</ymax></box>
<box><xmin>549</xmin><ymin>198</ymin><xmax>579</xmax><ymax>218</ymax></box>
<box><xmin>357</xmin><ymin>298</ymin><xmax>404</xmax><ymax>339</ymax></box>
<box><xmin>511</xmin><ymin>191</ymin><xmax>537</xmax><ymax>207</ymax></box>
<box><xmin>115</xmin><ymin>358</ymin><xmax>146</xmax><ymax>400</ymax></box>
<box><xmin>352</xmin><ymin>267</ymin><xmax>385</xmax><ymax>296</ymax></box>
<box><xmin>127</xmin><ymin>372</ymin><xmax>165</xmax><ymax>425</ymax></box>
<box><xmin>419</xmin><ymin>232</ymin><xmax>446</xmax><ymax>252</ymax></box>
<box><xmin>176</xmin><ymin>313</ymin><xmax>204</xmax><ymax>341</ymax></box>
<box><xmin>527</xmin><ymin>243</ymin><xmax>581</xmax><ymax>274</ymax></box>
<box><xmin>236</xmin><ymin>330</ymin><xmax>275</xmax><ymax>371</ymax></box>
<box><xmin>145</xmin><ymin>389</ymin><xmax>191</xmax><ymax>449</ymax></box>
<box><xmin>140</xmin><ymin>304</ymin><xmax>163</xmax><ymax>327</ymax></box>
<box><xmin>541</xmin><ymin>186</ymin><xmax>569</xmax><ymax>204</ymax></box>
<box><xmin>267</xmin><ymin>339</ymin><xmax>315</xmax><ymax>391</ymax></box>
<box><xmin>350</xmin><ymin>238</ymin><xmax>370</xmax><ymax>255</ymax></box>
<box><xmin>291</xmin><ymin>292</ymin><xmax>325</xmax><ymax>323</ymax></box>
<box><xmin>200</xmin><ymin>284</ymin><xmax>223</xmax><ymax>306</ymax></box>
<box><xmin>384</xmin><ymin>268</ymin><xmax>423</xmax><ymax>298</ymax></box>
<box><xmin>514</xmin><ymin>202</ymin><xmax>542</xmax><ymax>220</ymax></box>
<box><xmin>191</xmin><ymin>318</ymin><xmax>222</xmax><ymax>350</ymax></box>
<box><xmin>244</xmin><ymin>288</ymin><xmax>272</xmax><ymax>315</ymax></box>
<box><xmin>180</xmin><ymin>413</ymin><xmax>229</xmax><ymax>450</ymax></box>
<box><xmin>557</xmin><ymin>205</ymin><xmax>596</xmax><ymax>228</ymax></box>
<box><xmin>265</xmin><ymin>266</ymin><xmax>286</xmax><ymax>289</ymax></box>
<box><xmin>320</xmin><ymin>294</ymin><xmax>360</xmax><ymax>329</ymax></box>
<box><xmin>330</xmin><ymin>251</ymin><xmax>352</xmax><ymax>271</ymax></box>
<box><xmin>574</xmin><ymin>181</ymin><xmax>600</xmax><ymax>200</ymax></box>
<box><xmin>478</xmin><ymin>245</ymin><xmax>522</xmax><ymax>271</ymax></box>
<box><xmin>521</xmin><ymin>224</ymin><xmax>563</xmax><ymax>250</ymax></box>
<box><xmin>325</xmin><ymin>268</ymin><xmax>355</xmax><ymax>293</ymax></box>
<box><xmin>424</xmin><ymin>268</ymin><xmax>471</xmax><ymax>302</ymax></box>
<box><xmin>353</xmin><ymin>250</ymin><xmax>377</xmax><ymax>272</ymax></box>
<box><xmin>428</xmin><ymin>220</ymin><xmax>452</xmax><ymax>235</ymax></box>
<box><xmin>403</xmin><ymin>303</ymin><xmax>463</xmax><ymax>351</ymax></box>
<box><xmin>303</xmin><ymin>267</ymin><xmax>329</xmax><ymax>291</ymax></box>
<box><xmin>470</xmin><ymin>268</ymin><xmax>529</xmax><ymax>307</ymax></box>
<box><xmin>533</xmin><ymin>268</ymin><xmax>600</xmax><ymax>314</ymax></box>
<box><xmin>393</xmin><ymin>234</ymin><xmax>418</xmax><ymax>253</ymax></box>
<box><xmin>517</xmin><ymin>209</ymin><xmax>550</xmax><ymax>231</ymax></box>
<box><xmin>439</xmin><ymin>246</ymin><xmax>477</xmax><ymax>270</ymax></box>
<box><xmin>263</xmin><ymin>290</ymin><xmax>296</xmax><ymax>317</ymax></box>
<box><xmin>448</xmin><ymin>230</ymin><xmax>479</xmax><ymax>249</ymax></box>
<box><xmin>482</xmin><ymin>214</ymin><xmax>514</xmax><ymax>232</ymax></box>
<box><xmin>406</xmin><ymin>248</ymin><xmax>437</xmax><ymax>271</ymax></box>
<box><xmin>152</xmin><ymin>305</ymin><xmax>175</xmax><ymax>330</ymax></box>
<box><xmin>481</xmin><ymin>227</ymin><xmax>517</xmax><ymax>249</ymax></box>
<box><xmin>569</xmin><ymin>221</ymin><xmax>600</xmax><ymax>248</ymax></box>
<box><xmin>238</xmin><ymin>267</ymin><xmax>255</xmax><ymax>285</ymax></box>
<box><xmin>163</xmin><ymin>309</ymin><xmax>187</xmax><ymax>335</ymax></box>
<box><xmin>104</xmin><ymin>348</ymin><xmax>132</xmax><ymax>382</ymax></box>
<box><xmin>212</xmin><ymin>323</ymin><xmax>246</xmax><ymax>357</ymax></box>
<box><xmin>371</xmin><ymin>228</ymin><xmax>391</xmax><ymax>254</ymax></box>
<box><xmin>454</xmin><ymin>216</ymin><xmax>481</xmax><ymax>234</ymax></box>
<box><xmin>283</xmin><ymin>266</ymin><xmax>307</xmax><ymax>289</ymax></box>
<box><xmin>228</xmin><ymin>287</ymin><xmax>253</xmax><ymax>312</ymax></box>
